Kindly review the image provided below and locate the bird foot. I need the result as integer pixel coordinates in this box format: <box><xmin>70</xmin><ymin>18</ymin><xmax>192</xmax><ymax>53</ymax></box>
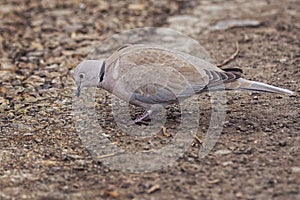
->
<box><xmin>127</xmin><ymin>105</ymin><xmax>164</xmax><ymax>125</ymax></box>
<box><xmin>161</xmin><ymin>126</ymin><xmax>171</xmax><ymax>137</ymax></box>
<box><xmin>127</xmin><ymin>109</ymin><xmax>152</xmax><ymax>125</ymax></box>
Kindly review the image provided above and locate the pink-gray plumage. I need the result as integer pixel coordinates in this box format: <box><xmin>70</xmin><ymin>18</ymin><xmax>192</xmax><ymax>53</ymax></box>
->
<box><xmin>73</xmin><ymin>44</ymin><xmax>294</xmax><ymax>123</ymax></box>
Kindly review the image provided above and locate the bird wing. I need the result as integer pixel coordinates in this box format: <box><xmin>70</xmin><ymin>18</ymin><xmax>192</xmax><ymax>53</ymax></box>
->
<box><xmin>131</xmin><ymin>83</ymin><xmax>180</xmax><ymax>105</ymax></box>
<box><xmin>106</xmin><ymin>45</ymin><xmax>241</xmax><ymax>106</ymax></box>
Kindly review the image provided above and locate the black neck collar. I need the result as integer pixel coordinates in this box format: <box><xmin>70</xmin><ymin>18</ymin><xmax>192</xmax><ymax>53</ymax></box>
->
<box><xmin>99</xmin><ymin>61</ymin><xmax>105</xmax><ymax>83</ymax></box>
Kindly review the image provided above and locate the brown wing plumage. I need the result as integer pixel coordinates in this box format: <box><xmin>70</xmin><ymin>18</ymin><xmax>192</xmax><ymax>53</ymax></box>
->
<box><xmin>104</xmin><ymin>44</ymin><xmax>243</xmax><ymax>107</ymax></box>
<box><xmin>202</xmin><ymin>68</ymin><xmax>242</xmax><ymax>91</ymax></box>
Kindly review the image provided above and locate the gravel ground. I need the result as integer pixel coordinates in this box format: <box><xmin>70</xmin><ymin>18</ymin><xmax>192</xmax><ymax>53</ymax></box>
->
<box><xmin>0</xmin><ymin>0</ymin><xmax>299</xmax><ymax>199</ymax></box>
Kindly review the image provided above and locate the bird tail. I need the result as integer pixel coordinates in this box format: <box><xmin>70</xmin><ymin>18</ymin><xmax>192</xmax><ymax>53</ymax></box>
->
<box><xmin>224</xmin><ymin>78</ymin><xmax>294</xmax><ymax>95</ymax></box>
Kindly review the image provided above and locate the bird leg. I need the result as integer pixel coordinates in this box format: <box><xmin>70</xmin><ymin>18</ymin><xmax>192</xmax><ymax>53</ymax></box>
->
<box><xmin>129</xmin><ymin>104</ymin><xmax>164</xmax><ymax>125</ymax></box>
<box><xmin>130</xmin><ymin>109</ymin><xmax>153</xmax><ymax>124</ymax></box>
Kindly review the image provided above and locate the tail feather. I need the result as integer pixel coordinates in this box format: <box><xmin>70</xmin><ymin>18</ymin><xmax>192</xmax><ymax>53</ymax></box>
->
<box><xmin>225</xmin><ymin>78</ymin><xmax>294</xmax><ymax>95</ymax></box>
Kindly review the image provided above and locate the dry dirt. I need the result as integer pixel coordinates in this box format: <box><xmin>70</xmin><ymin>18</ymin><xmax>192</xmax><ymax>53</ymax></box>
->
<box><xmin>0</xmin><ymin>0</ymin><xmax>299</xmax><ymax>199</ymax></box>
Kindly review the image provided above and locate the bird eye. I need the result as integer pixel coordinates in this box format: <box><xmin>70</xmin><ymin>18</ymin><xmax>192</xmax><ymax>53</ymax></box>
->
<box><xmin>79</xmin><ymin>73</ymin><xmax>85</xmax><ymax>79</ymax></box>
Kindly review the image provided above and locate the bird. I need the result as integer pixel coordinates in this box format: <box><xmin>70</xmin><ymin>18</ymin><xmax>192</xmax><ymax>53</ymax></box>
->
<box><xmin>73</xmin><ymin>44</ymin><xmax>294</xmax><ymax>123</ymax></box>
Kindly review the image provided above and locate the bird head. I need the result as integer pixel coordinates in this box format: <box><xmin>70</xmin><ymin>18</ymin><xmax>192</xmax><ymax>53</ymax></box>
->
<box><xmin>72</xmin><ymin>59</ymin><xmax>106</xmax><ymax>97</ymax></box>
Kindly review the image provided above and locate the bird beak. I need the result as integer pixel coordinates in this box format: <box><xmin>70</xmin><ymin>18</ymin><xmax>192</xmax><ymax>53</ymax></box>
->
<box><xmin>76</xmin><ymin>82</ymin><xmax>81</xmax><ymax>97</ymax></box>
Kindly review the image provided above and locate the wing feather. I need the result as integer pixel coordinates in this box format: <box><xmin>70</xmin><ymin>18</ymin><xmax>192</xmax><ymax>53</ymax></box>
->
<box><xmin>106</xmin><ymin>44</ymin><xmax>243</xmax><ymax>106</ymax></box>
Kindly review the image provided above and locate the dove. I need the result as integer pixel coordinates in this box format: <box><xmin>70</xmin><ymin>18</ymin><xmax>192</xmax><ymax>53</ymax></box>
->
<box><xmin>73</xmin><ymin>44</ymin><xmax>294</xmax><ymax>123</ymax></box>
